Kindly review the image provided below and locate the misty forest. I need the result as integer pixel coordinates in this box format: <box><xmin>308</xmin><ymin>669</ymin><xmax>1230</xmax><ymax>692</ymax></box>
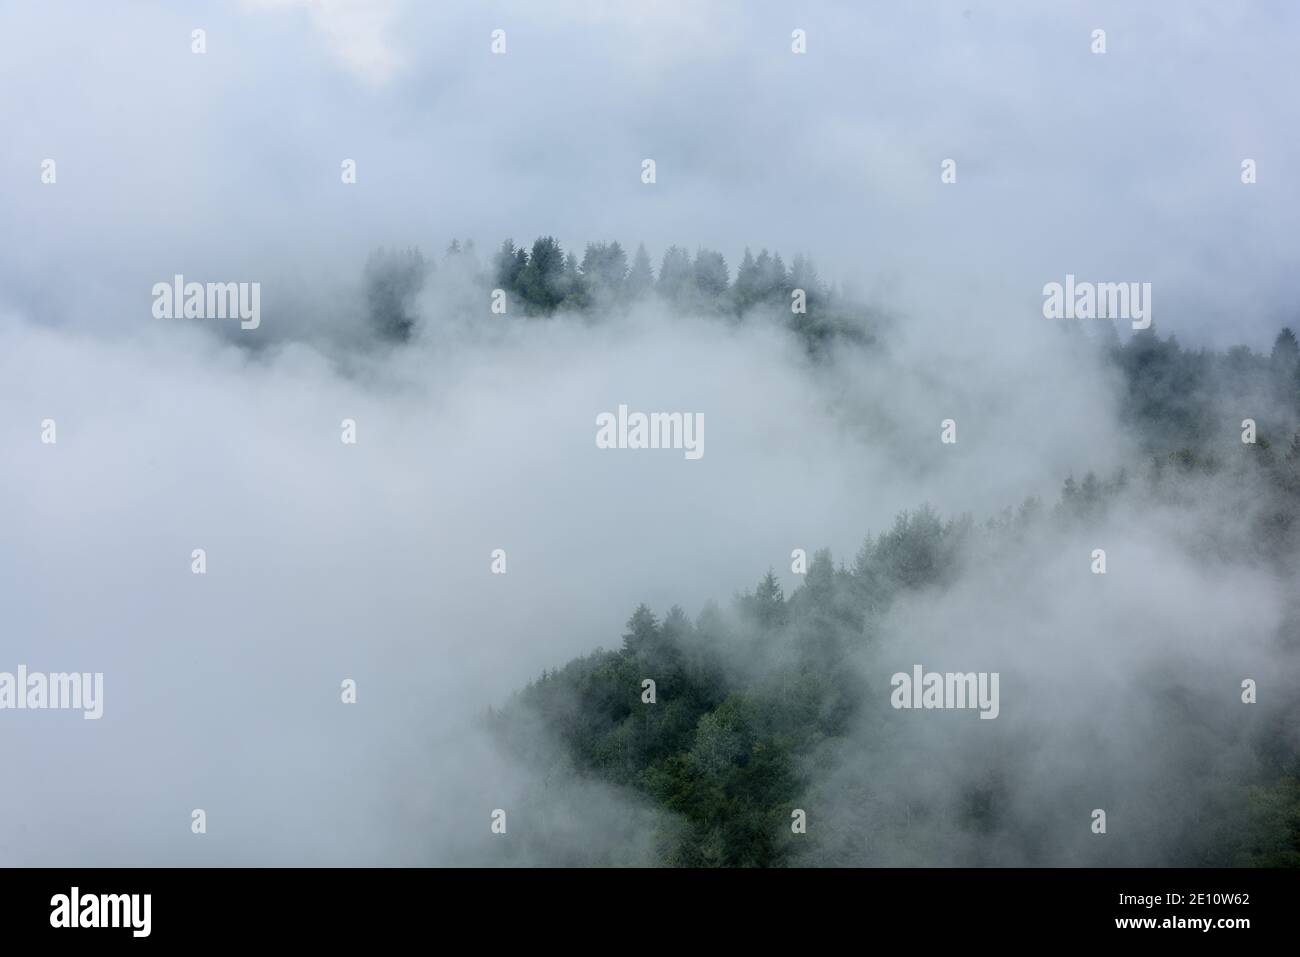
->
<box><xmin>362</xmin><ymin>238</ymin><xmax>1300</xmax><ymax>867</ymax></box>
<box><xmin>9</xmin><ymin>3</ymin><xmax>1300</xmax><ymax>875</ymax></box>
<box><xmin>363</xmin><ymin>237</ymin><xmax>873</xmax><ymax>355</ymax></box>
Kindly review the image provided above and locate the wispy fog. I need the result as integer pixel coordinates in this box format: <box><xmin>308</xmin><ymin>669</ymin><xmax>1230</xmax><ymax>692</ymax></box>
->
<box><xmin>1</xmin><ymin>1</ymin><xmax>1297</xmax><ymax>865</ymax></box>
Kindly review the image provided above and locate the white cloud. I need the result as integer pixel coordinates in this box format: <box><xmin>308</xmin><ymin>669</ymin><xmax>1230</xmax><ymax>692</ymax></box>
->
<box><xmin>241</xmin><ymin>0</ymin><xmax>404</xmax><ymax>86</ymax></box>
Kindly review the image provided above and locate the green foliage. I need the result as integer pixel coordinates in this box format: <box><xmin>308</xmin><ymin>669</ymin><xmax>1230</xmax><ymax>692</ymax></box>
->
<box><xmin>494</xmin><ymin>508</ymin><xmax>990</xmax><ymax>866</ymax></box>
<box><xmin>473</xmin><ymin>312</ymin><xmax>1300</xmax><ymax>868</ymax></box>
<box><xmin>1237</xmin><ymin>774</ymin><xmax>1300</xmax><ymax>866</ymax></box>
<box><xmin>517</xmin><ymin>236</ymin><xmax>567</xmax><ymax>313</ymax></box>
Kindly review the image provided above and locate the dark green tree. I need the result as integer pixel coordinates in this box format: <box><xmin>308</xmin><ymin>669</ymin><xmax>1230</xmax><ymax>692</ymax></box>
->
<box><xmin>518</xmin><ymin>236</ymin><xmax>567</xmax><ymax>312</ymax></box>
<box><xmin>745</xmin><ymin>570</ymin><xmax>786</xmax><ymax>631</ymax></box>
<box><xmin>622</xmin><ymin>604</ymin><xmax>660</xmax><ymax>656</ymax></box>
<box><xmin>492</xmin><ymin>239</ymin><xmax>524</xmax><ymax>295</ymax></box>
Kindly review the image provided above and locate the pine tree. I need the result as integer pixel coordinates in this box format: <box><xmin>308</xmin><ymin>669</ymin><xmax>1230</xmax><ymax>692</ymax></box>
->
<box><xmin>1079</xmin><ymin>472</ymin><xmax>1102</xmax><ymax>514</ymax></box>
<box><xmin>519</xmin><ymin>236</ymin><xmax>567</xmax><ymax>312</ymax></box>
<box><xmin>657</xmin><ymin>246</ymin><xmax>694</xmax><ymax>304</ymax></box>
<box><xmin>788</xmin><ymin>253</ymin><xmax>818</xmax><ymax>293</ymax></box>
<box><xmin>750</xmin><ymin>249</ymin><xmax>789</xmax><ymax>304</ymax></box>
<box><xmin>693</xmin><ymin>248</ymin><xmax>729</xmax><ymax>303</ymax></box>
<box><xmin>749</xmin><ymin>570</ymin><xmax>786</xmax><ymax>630</ymax></box>
<box><xmin>1270</xmin><ymin>327</ymin><xmax>1299</xmax><ymax>368</ymax></box>
<box><xmin>605</xmin><ymin>241</ymin><xmax>629</xmax><ymax>290</ymax></box>
<box><xmin>1271</xmin><ymin>328</ymin><xmax>1300</xmax><ymax>413</ymax></box>
<box><xmin>788</xmin><ymin>253</ymin><xmax>823</xmax><ymax>311</ymax></box>
<box><xmin>661</xmin><ymin>605</ymin><xmax>692</xmax><ymax>643</ymax></box>
<box><xmin>734</xmin><ymin>248</ymin><xmax>759</xmax><ymax>311</ymax></box>
<box><xmin>762</xmin><ymin>251</ymin><xmax>788</xmax><ymax>302</ymax></box>
<box><xmin>622</xmin><ymin>604</ymin><xmax>660</xmax><ymax>655</ymax></box>
<box><xmin>580</xmin><ymin>241</ymin><xmax>629</xmax><ymax>304</ymax></box>
<box><xmin>512</xmin><ymin>247</ymin><xmax>529</xmax><ymax>289</ymax></box>
<box><xmin>626</xmin><ymin>243</ymin><xmax>654</xmax><ymax>300</ymax></box>
<box><xmin>804</xmin><ymin>548</ymin><xmax>835</xmax><ymax>604</ymax></box>
<box><xmin>493</xmin><ymin>239</ymin><xmax>523</xmax><ymax>293</ymax></box>
<box><xmin>561</xmin><ymin>251</ymin><xmax>586</xmax><ymax>309</ymax></box>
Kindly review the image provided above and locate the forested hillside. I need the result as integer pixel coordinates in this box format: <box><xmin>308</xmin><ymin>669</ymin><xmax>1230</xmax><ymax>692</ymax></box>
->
<box><xmin>482</xmin><ymin>320</ymin><xmax>1300</xmax><ymax>867</ymax></box>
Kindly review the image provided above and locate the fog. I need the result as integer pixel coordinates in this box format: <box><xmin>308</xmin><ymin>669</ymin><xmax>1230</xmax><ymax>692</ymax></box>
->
<box><xmin>1</xmin><ymin>1</ymin><xmax>1297</xmax><ymax>865</ymax></box>
<box><xmin>4</xmin><ymin>1</ymin><xmax>1300</xmax><ymax>347</ymax></box>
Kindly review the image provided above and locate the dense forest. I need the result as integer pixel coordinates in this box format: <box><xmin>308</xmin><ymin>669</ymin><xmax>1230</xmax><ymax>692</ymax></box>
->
<box><xmin>365</xmin><ymin>238</ymin><xmax>1300</xmax><ymax>867</ymax></box>
<box><xmin>491</xmin><ymin>427</ymin><xmax>1300</xmax><ymax>864</ymax></box>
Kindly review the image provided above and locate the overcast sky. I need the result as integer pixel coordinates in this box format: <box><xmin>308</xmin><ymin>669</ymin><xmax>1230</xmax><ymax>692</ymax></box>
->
<box><xmin>2</xmin><ymin>0</ymin><xmax>1298</xmax><ymax>347</ymax></box>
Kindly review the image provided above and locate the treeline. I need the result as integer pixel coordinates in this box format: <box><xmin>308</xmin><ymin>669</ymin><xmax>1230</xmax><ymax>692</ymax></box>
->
<box><xmin>362</xmin><ymin>238</ymin><xmax>878</xmax><ymax>355</ymax></box>
<box><xmin>1108</xmin><ymin>325</ymin><xmax>1300</xmax><ymax>453</ymax></box>
<box><xmin>487</xmin><ymin>238</ymin><xmax>827</xmax><ymax>316</ymax></box>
